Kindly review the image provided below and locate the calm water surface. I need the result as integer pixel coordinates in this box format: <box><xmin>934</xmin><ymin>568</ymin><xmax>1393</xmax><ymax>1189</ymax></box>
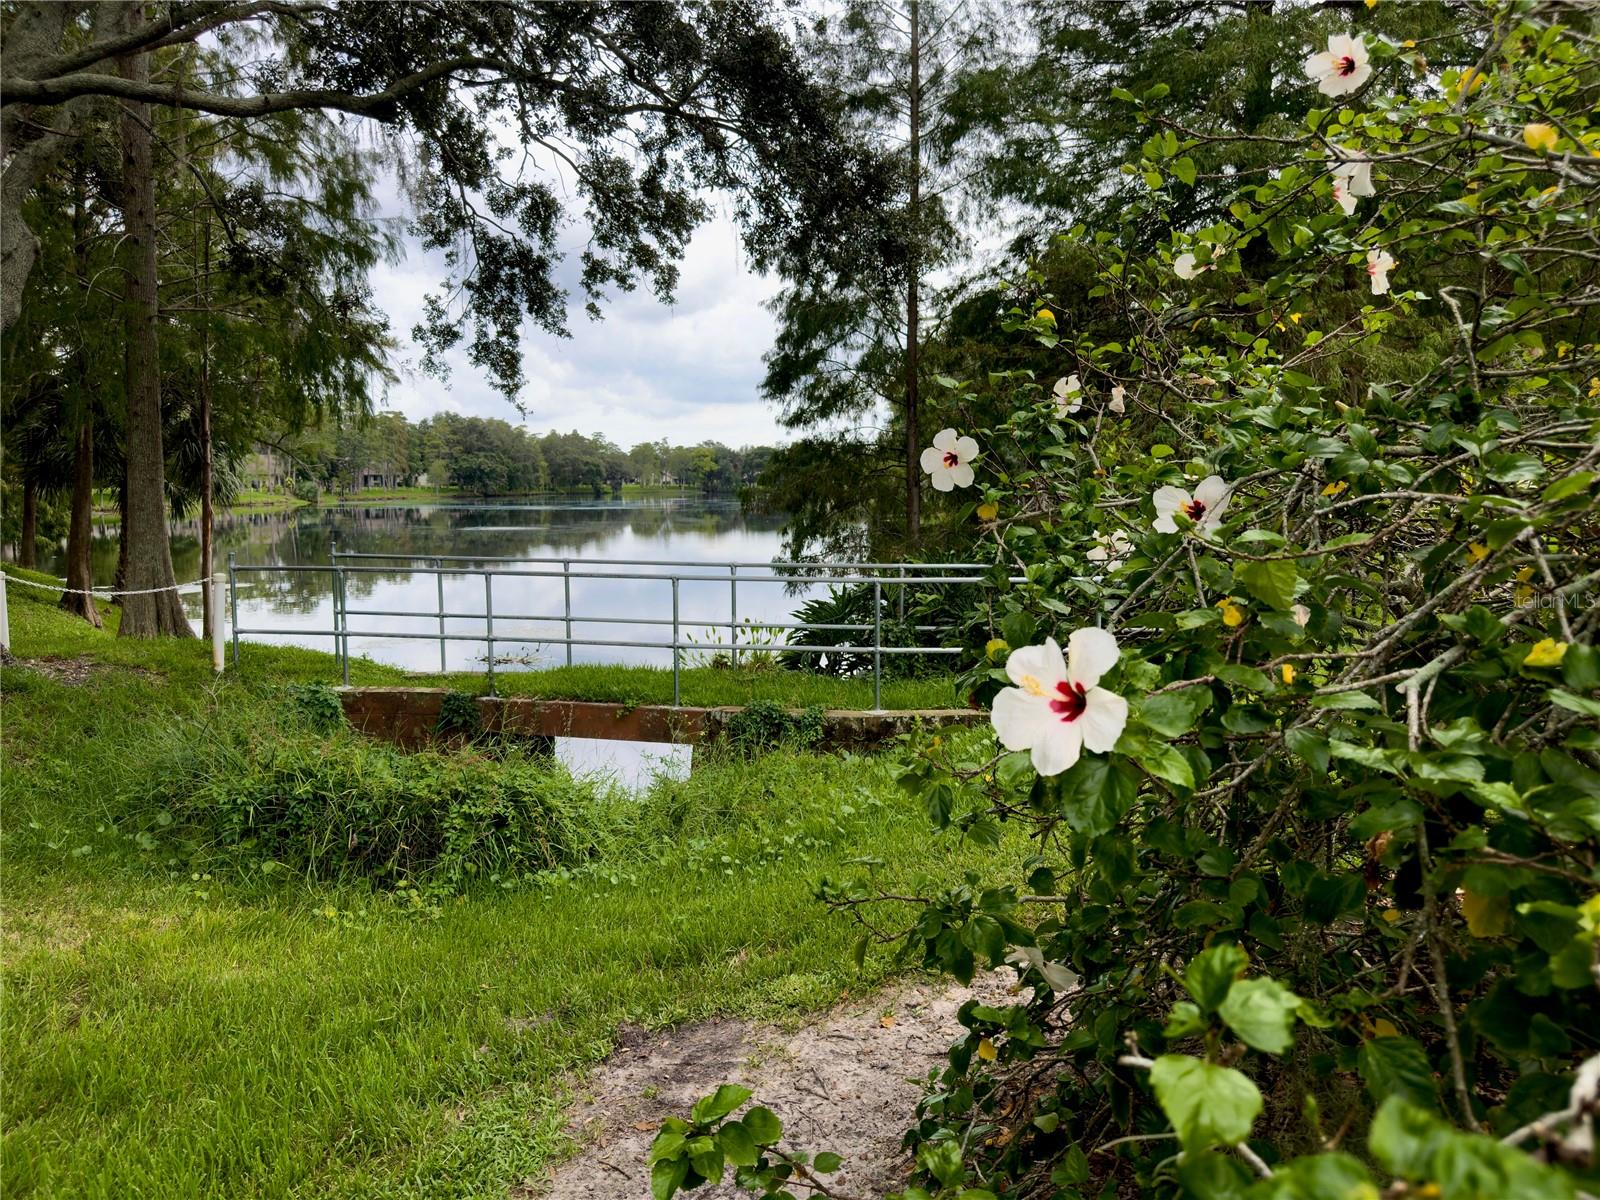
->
<box><xmin>38</xmin><ymin>498</ymin><xmax>807</xmax><ymax>785</ymax></box>
<box><xmin>47</xmin><ymin>497</ymin><xmax>803</xmax><ymax>673</ymax></box>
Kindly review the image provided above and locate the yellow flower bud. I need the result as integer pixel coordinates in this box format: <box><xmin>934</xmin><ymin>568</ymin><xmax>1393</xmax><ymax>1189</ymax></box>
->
<box><xmin>1524</xmin><ymin>638</ymin><xmax>1568</xmax><ymax>668</ymax></box>
<box><xmin>985</xmin><ymin>638</ymin><xmax>1008</xmax><ymax>662</ymax></box>
<box><xmin>1522</xmin><ymin>122</ymin><xmax>1558</xmax><ymax>153</ymax></box>
<box><xmin>977</xmin><ymin>501</ymin><xmax>999</xmax><ymax>521</ymax></box>
<box><xmin>1281</xmin><ymin>663</ymin><xmax>1296</xmax><ymax>685</ymax></box>
<box><xmin>1217</xmin><ymin>598</ymin><xmax>1246</xmax><ymax>628</ymax></box>
<box><xmin>1035</xmin><ymin>307</ymin><xmax>1056</xmax><ymax>325</ymax></box>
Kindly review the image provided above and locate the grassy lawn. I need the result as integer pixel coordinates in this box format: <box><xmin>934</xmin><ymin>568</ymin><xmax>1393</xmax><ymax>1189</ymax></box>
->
<box><xmin>1</xmin><ymin>569</ymin><xmax>1004</xmax><ymax>1199</ymax></box>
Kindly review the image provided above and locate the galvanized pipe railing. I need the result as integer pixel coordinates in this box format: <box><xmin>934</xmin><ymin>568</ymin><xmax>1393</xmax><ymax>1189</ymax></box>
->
<box><xmin>229</xmin><ymin>554</ymin><xmax>1020</xmax><ymax>709</ymax></box>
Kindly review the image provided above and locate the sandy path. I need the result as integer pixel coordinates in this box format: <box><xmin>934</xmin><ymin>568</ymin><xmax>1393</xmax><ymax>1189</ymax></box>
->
<box><xmin>533</xmin><ymin>970</ymin><xmax>1018</xmax><ymax>1199</ymax></box>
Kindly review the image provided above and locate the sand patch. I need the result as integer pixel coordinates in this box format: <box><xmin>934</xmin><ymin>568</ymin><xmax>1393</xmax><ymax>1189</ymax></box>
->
<box><xmin>533</xmin><ymin>970</ymin><xmax>1020</xmax><ymax>1199</ymax></box>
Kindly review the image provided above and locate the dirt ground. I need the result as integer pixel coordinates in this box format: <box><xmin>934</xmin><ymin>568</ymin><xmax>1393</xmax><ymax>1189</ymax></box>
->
<box><xmin>533</xmin><ymin>970</ymin><xmax>1021</xmax><ymax>1199</ymax></box>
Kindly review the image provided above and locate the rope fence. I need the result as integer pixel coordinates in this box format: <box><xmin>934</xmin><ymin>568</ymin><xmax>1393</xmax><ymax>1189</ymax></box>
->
<box><xmin>0</xmin><ymin>569</ymin><xmax>225</xmax><ymax>671</ymax></box>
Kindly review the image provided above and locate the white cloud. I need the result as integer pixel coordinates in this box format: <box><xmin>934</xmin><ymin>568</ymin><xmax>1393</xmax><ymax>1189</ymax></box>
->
<box><xmin>370</xmin><ymin>182</ymin><xmax>787</xmax><ymax>448</ymax></box>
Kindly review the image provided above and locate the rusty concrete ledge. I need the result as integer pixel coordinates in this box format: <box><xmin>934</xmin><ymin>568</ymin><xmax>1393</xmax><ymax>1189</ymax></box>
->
<box><xmin>336</xmin><ymin>687</ymin><xmax>984</xmax><ymax>751</ymax></box>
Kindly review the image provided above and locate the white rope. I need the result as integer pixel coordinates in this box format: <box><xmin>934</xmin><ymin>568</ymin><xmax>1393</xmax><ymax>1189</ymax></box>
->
<box><xmin>2</xmin><ymin>573</ymin><xmax>206</xmax><ymax>598</ymax></box>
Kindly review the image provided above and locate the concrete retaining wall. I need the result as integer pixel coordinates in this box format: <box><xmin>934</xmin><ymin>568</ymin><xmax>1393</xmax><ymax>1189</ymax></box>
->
<box><xmin>336</xmin><ymin>687</ymin><xmax>984</xmax><ymax>752</ymax></box>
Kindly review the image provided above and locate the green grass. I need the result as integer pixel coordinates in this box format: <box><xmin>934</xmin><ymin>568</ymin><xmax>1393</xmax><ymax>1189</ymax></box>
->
<box><xmin>1</xmin><ymin>569</ymin><xmax>1009</xmax><ymax>1199</ymax></box>
<box><xmin>224</xmin><ymin>490</ymin><xmax>310</xmax><ymax>514</ymax></box>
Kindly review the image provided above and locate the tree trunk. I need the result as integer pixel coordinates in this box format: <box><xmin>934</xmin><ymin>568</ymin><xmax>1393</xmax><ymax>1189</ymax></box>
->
<box><xmin>903</xmin><ymin>0</ymin><xmax>922</xmax><ymax>548</ymax></box>
<box><xmin>60</xmin><ymin>417</ymin><xmax>102</xmax><ymax>627</ymax></box>
<box><xmin>199</xmin><ymin>214</ymin><xmax>214</xmax><ymax>639</ymax></box>
<box><xmin>115</xmin><ymin>5</ymin><xmax>192</xmax><ymax>638</ymax></box>
<box><xmin>19</xmin><ymin>479</ymin><xmax>38</xmax><ymax>568</ymax></box>
<box><xmin>0</xmin><ymin>2</ymin><xmax>76</xmax><ymax>334</ymax></box>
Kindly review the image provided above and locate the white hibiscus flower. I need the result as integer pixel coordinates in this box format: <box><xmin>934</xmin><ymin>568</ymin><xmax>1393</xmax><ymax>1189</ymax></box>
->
<box><xmin>1291</xmin><ymin>603</ymin><xmax>1312</xmax><ymax>628</ymax></box>
<box><xmin>1053</xmin><ymin>374</ymin><xmax>1084</xmax><ymax>417</ymax></box>
<box><xmin>1367</xmin><ymin>248</ymin><xmax>1396</xmax><ymax>295</ymax></box>
<box><xmin>920</xmin><ymin>428</ymin><xmax>979</xmax><ymax>492</ymax></box>
<box><xmin>1174</xmin><ymin>252</ymin><xmax>1213</xmax><ymax>281</ymax></box>
<box><xmin>1109</xmin><ymin>385</ymin><xmax>1127</xmax><ymax>415</ymax></box>
<box><xmin>1329</xmin><ymin>146</ymin><xmax>1375</xmax><ymax>216</ymax></box>
<box><xmin>1152</xmin><ymin>475</ymin><xmax>1232</xmax><ymax>534</ymax></box>
<box><xmin>1303</xmin><ymin>33</ymin><xmax>1372</xmax><ymax>97</ymax></box>
<box><xmin>991</xmin><ymin>630</ymin><xmax>1129</xmax><ymax>777</ymax></box>
<box><xmin>1086</xmin><ymin>530</ymin><xmax>1133</xmax><ymax>568</ymax></box>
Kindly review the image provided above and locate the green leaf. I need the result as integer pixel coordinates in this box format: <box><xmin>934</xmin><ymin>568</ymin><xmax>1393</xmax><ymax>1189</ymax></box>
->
<box><xmin>814</xmin><ymin>1151</ymin><xmax>843</xmax><ymax>1173</ymax></box>
<box><xmin>1233</xmin><ymin>558</ymin><xmax>1299</xmax><ymax>610</ymax></box>
<box><xmin>1058</xmin><ymin>755</ymin><xmax>1138</xmax><ymax>836</ymax></box>
<box><xmin>1148</xmin><ymin>1055</ymin><xmax>1263</xmax><ymax>1150</ymax></box>
<box><xmin>1218</xmin><ymin>977</ymin><xmax>1301</xmax><ymax>1055</ymax></box>
<box><xmin>1357</xmin><ymin>1035</ymin><xmax>1436</xmax><ymax>1104</ymax></box>
<box><xmin>1184</xmin><ymin>943</ymin><xmax>1248</xmax><ymax>1011</ymax></box>
<box><xmin>1245</xmin><ymin>1153</ymin><xmax>1373</xmax><ymax>1199</ymax></box>
<box><xmin>1550</xmin><ymin>689</ymin><xmax>1600</xmax><ymax>719</ymax></box>
<box><xmin>1313</xmin><ymin>691</ymin><xmax>1382</xmax><ymax>711</ymax></box>
<box><xmin>717</xmin><ymin>1121</ymin><xmax>759</xmax><ymax>1168</ymax></box>
<box><xmin>1286</xmin><ymin>728</ymin><xmax>1329</xmax><ymax>776</ymax></box>
<box><xmin>1132</xmin><ymin>742</ymin><xmax>1195</xmax><ymax>790</ymax></box>
<box><xmin>1172</xmin><ymin>156</ymin><xmax>1197</xmax><ymax>186</ymax></box>
<box><xmin>1138</xmin><ymin>688</ymin><xmax>1212</xmax><ymax>737</ymax></box>
<box><xmin>650</xmin><ymin>1157</ymin><xmax>689</xmax><ymax>1200</ymax></box>
<box><xmin>691</xmin><ymin>1083</ymin><xmax>752</xmax><ymax>1123</ymax></box>
<box><xmin>742</xmin><ymin>1106</ymin><xmax>782</xmax><ymax>1146</ymax></box>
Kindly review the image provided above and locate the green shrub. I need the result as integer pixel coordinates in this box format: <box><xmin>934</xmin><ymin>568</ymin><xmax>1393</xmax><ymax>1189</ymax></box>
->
<box><xmin>723</xmin><ymin>700</ymin><xmax>825</xmax><ymax>756</ymax></box>
<box><xmin>136</xmin><ymin>723</ymin><xmax>609</xmax><ymax>891</ymax></box>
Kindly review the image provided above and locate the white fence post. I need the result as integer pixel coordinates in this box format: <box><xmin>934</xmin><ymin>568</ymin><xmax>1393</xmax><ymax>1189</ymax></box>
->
<box><xmin>0</xmin><ymin>570</ymin><xmax>9</xmax><ymax>655</ymax></box>
<box><xmin>211</xmin><ymin>572</ymin><xmax>226</xmax><ymax>672</ymax></box>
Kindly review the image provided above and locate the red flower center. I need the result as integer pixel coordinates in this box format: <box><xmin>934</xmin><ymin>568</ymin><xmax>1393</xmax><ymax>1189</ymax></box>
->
<box><xmin>943</xmin><ymin>451</ymin><xmax>960</xmax><ymax>468</ymax></box>
<box><xmin>1337</xmin><ymin>55</ymin><xmax>1357</xmax><ymax>76</ymax></box>
<box><xmin>1182</xmin><ymin>499</ymin><xmax>1208</xmax><ymax>521</ymax></box>
<box><xmin>1049</xmin><ymin>680</ymin><xmax>1087</xmax><ymax>723</ymax></box>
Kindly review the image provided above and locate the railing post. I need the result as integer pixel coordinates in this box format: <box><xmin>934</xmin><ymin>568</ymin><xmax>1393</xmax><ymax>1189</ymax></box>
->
<box><xmin>562</xmin><ymin>558</ymin><xmax>573</xmax><ymax>667</ymax></box>
<box><xmin>484</xmin><ymin>570</ymin><xmax>495</xmax><ymax>696</ymax></box>
<box><xmin>898</xmin><ymin>565</ymin><xmax>906</xmax><ymax>621</ymax></box>
<box><xmin>228</xmin><ymin>551</ymin><xmax>239</xmax><ymax>667</ymax></box>
<box><xmin>872</xmin><ymin>578</ymin><xmax>883</xmax><ymax>711</ymax></box>
<box><xmin>338</xmin><ymin>563</ymin><xmax>349</xmax><ymax>687</ymax></box>
<box><xmin>0</xmin><ymin>568</ymin><xmax>9</xmax><ymax>656</ymax></box>
<box><xmin>211</xmin><ymin>572</ymin><xmax>226</xmax><ymax>673</ymax></box>
<box><xmin>671</xmin><ymin>574</ymin><xmax>681</xmax><ymax>706</ymax></box>
<box><xmin>435</xmin><ymin>559</ymin><xmax>446</xmax><ymax>674</ymax></box>
<box><xmin>729</xmin><ymin>564</ymin><xmax>739</xmax><ymax>667</ymax></box>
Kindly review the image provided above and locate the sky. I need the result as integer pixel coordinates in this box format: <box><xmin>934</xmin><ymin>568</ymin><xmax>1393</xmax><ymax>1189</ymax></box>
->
<box><xmin>369</xmin><ymin>186</ymin><xmax>791</xmax><ymax>450</ymax></box>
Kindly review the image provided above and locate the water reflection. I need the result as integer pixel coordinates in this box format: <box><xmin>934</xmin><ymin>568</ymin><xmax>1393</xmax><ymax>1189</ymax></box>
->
<box><xmin>40</xmin><ymin>499</ymin><xmax>811</xmax><ymax>673</ymax></box>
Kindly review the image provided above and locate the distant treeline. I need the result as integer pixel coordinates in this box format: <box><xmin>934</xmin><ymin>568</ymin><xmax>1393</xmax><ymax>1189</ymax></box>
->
<box><xmin>272</xmin><ymin>413</ymin><xmax>776</xmax><ymax>497</ymax></box>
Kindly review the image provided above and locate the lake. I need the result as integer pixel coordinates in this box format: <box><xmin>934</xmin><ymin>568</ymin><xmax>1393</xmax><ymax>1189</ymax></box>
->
<box><xmin>43</xmin><ymin>497</ymin><xmax>803</xmax><ymax>673</ymax></box>
<box><xmin>35</xmin><ymin>497</ymin><xmax>804</xmax><ymax>785</ymax></box>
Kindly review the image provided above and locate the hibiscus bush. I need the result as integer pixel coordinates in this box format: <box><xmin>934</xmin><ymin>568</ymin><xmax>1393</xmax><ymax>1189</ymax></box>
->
<box><xmin>653</xmin><ymin>5</ymin><xmax>1600</xmax><ymax>1198</ymax></box>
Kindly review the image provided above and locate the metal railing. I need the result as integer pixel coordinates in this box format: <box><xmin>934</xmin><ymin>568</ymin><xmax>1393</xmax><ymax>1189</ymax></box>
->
<box><xmin>228</xmin><ymin>545</ymin><xmax>1014</xmax><ymax>709</ymax></box>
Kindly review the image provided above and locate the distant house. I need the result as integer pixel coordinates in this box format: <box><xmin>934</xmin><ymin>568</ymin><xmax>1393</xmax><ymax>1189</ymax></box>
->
<box><xmin>244</xmin><ymin>444</ymin><xmax>289</xmax><ymax>491</ymax></box>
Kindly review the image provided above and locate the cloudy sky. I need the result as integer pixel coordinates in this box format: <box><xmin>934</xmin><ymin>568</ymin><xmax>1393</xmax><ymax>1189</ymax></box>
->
<box><xmin>369</xmin><ymin>185</ymin><xmax>791</xmax><ymax>450</ymax></box>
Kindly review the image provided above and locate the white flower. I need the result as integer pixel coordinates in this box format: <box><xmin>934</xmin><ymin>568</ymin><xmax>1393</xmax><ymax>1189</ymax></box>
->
<box><xmin>1174</xmin><ymin>252</ymin><xmax>1212</xmax><ymax>281</ymax></box>
<box><xmin>1330</xmin><ymin>147</ymin><xmax>1375</xmax><ymax>196</ymax></box>
<box><xmin>1052</xmin><ymin>374</ymin><xmax>1084</xmax><ymax>417</ymax></box>
<box><xmin>919</xmin><ymin>428</ymin><xmax>979</xmax><ymax>492</ymax></box>
<box><xmin>1367</xmin><ymin>248</ymin><xmax>1396</xmax><ymax>295</ymax></box>
<box><xmin>1332</xmin><ymin>177</ymin><xmax>1358</xmax><ymax>216</ymax></box>
<box><xmin>1303</xmin><ymin>33</ymin><xmax>1371</xmax><ymax>97</ymax></box>
<box><xmin>1291</xmin><ymin>603</ymin><xmax>1312</xmax><ymax>628</ymax></box>
<box><xmin>1152</xmin><ymin>475</ymin><xmax>1232</xmax><ymax>534</ymax></box>
<box><xmin>1329</xmin><ymin>146</ymin><xmax>1375</xmax><ymax>216</ymax></box>
<box><xmin>1109</xmin><ymin>385</ymin><xmax>1127</xmax><ymax>415</ymax></box>
<box><xmin>1086</xmin><ymin>530</ymin><xmax>1133</xmax><ymax>568</ymax></box>
<box><xmin>991</xmin><ymin>630</ymin><xmax>1129</xmax><ymax>777</ymax></box>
